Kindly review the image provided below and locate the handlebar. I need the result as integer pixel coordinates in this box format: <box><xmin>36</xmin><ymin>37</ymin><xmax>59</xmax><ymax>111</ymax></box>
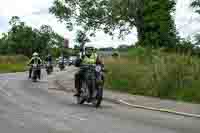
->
<box><xmin>80</xmin><ymin>64</ymin><xmax>95</xmax><ymax>69</ymax></box>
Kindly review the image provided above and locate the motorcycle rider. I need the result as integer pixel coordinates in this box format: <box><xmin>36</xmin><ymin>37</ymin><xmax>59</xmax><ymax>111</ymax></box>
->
<box><xmin>58</xmin><ymin>54</ymin><xmax>65</xmax><ymax>64</ymax></box>
<box><xmin>58</xmin><ymin>54</ymin><xmax>65</xmax><ymax>69</ymax></box>
<box><xmin>45</xmin><ymin>54</ymin><xmax>53</xmax><ymax>64</ymax></box>
<box><xmin>74</xmin><ymin>46</ymin><xmax>103</xmax><ymax>97</ymax></box>
<box><xmin>28</xmin><ymin>52</ymin><xmax>42</xmax><ymax>79</ymax></box>
<box><xmin>45</xmin><ymin>54</ymin><xmax>53</xmax><ymax>70</ymax></box>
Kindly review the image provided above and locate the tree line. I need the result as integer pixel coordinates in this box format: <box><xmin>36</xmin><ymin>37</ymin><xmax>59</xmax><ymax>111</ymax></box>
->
<box><xmin>0</xmin><ymin>16</ymin><xmax>64</xmax><ymax>57</ymax></box>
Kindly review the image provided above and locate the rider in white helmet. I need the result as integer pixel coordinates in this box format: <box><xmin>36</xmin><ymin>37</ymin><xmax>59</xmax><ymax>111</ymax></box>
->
<box><xmin>28</xmin><ymin>52</ymin><xmax>42</xmax><ymax>79</ymax></box>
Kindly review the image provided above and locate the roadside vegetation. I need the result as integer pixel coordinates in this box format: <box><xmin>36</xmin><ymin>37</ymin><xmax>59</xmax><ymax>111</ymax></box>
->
<box><xmin>105</xmin><ymin>47</ymin><xmax>200</xmax><ymax>103</ymax></box>
<box><xmin>0</xmin><ymin>55</ymin><xmax>28</xmax><ymax>73</ymax></box>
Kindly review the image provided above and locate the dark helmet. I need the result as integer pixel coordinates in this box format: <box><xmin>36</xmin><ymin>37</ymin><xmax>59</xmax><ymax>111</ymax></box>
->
<box><xmin>47</xmin><ymin>54</ymin><xmax>52</xmax><ymax>58</ymax></box>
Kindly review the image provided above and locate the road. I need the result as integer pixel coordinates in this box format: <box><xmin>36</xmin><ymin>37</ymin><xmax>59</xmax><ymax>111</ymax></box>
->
<box><xmin>0</xmin><ymin>69</ymin><xmax>199</xmax><ymax>133</ymax></box>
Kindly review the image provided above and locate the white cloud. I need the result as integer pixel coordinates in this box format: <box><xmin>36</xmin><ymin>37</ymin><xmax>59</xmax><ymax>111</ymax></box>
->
<box><xmin>175</xmin><ymin>0</ymin><xmax>200</xmax><ymax>37</ymax></box>
<box><xmin>0</xmin><ymin>0</ymin><xmax>40</xmax><ymax>16</ymax></box>
<box><xmin>0</xmin><ymin>0</ymin><xmax>200</xmax><ymax>48</ymax></box>
<box><xmin>86</xmin><ymin>30</ymin><xmax>137</xmax><ymax>48</ymax></box>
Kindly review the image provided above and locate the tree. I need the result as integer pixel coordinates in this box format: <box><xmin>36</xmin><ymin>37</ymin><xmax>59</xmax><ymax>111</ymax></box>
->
<box><xmin>75</xmin><ymin>30</ymin><xmax>90</xmax><ymax>46</ymax></box>
<box><xmin>0</xmin><ymin>33</ymin><xmax>9</xmax><ymax>54</ymax></box>
<box><xmin>191</xmin><ymin>0</ymin><xmax>200</xmax><ymax>14</ymax></box>
<box><xmin>191</xmin><ymin>0</ymin><xmax>200</xmax><ymax>44</ymax></box>
<box><xmin>75</xmin><ymin>30</ymin><xmax>90</xmax><ymax>54</ymax></box>
<box><xmin>0</xmin><ymin>16</ymin><xmax>64</xmax><ymax>57</ymax></box>
<box><xmin>175</xmin><ymin>38</ymin><xmax>194</xmax><ymax>54</ymax></box>
<box><xmin>49</xmin><ymin>0</ymin><xmax>177</xmax><ymax>48</ymax></box>
<box><xmin>9</xmin><ymin>16</ymin><xmax>21</xmax><ymax>26</ymax></box>
<box><xmin>6</xmin><ymin>17</ymin><xmax>34</xmax><ymax>56</ymax></box>
<box><xmin>50</xmin><ymin>47</ymin><xmax>61</xmax><ymax>57</ymax></box>
<box><xmin>194</xmin><ymin>34</ymin><xmax>200</xmax><ymax>45</ymax></box>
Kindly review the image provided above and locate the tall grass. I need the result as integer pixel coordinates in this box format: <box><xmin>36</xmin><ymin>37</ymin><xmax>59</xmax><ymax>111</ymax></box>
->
<box><xmin>105</xmin><ymin>47</ymin><xmax>200</xmax><ymax>103</ymax></box>
<box><xmin>0</xmin><ymin>55</ymin><xmax>29</xmax><ymax>73</ymax></box>
<box><xmin>0</xmin><ymin>55</ymin><xmax>28</xmax><ymax>64</ymax></box>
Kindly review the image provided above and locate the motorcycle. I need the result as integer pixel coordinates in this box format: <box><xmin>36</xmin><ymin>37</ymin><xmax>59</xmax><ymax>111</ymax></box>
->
<box><xmin>76</xmin><ymin>64</ymin><xmax>104</xmax><ymax>107</ymax></box>
<box><xmin>46</xmin><ymin>62</ymin><xmax>53</xmax><ymax>75</ymax></box>
<box><xmin>68</xmin><ymin>59</ymin><xmax>73</xmax><ymax>66</ymax></box>
<box><xmin>59</xmin><ymin>61</ymin><xmax>65</xmax><ymax>71</ymax></box>
<box><xmin>32</xmin><ymin>63</ymin><xmax>40</xmax><ymax>82</ymax></box>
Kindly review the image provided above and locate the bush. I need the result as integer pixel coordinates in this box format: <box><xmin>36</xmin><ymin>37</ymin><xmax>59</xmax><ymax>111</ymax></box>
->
<box><xmin>112</xmin><ymin>52</ymin><xmax>120</xmax><ymax>58</ymax></box>
<box><xmin>105</xmin><ymin>48</ymin><xmax>200</xmax><ymax>103</ymax></box>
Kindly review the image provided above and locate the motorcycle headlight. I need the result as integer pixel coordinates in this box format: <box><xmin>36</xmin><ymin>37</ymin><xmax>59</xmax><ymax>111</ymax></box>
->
<box><xmin>95</xmin><ymin>65</ymin><xmax>101</xmax><ymax>72</ymax></box>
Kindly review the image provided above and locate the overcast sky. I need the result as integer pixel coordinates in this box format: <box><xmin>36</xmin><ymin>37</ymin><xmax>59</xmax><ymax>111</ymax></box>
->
<box><xmin>0</xmin><ymin>0</ymin><xmax>199</xmax><ymax>48</ymax></box>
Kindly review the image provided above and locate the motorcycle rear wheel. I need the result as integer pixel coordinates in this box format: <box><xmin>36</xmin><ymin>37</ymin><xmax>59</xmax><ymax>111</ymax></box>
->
<box><xmin>32</xmin><ymin>70</ymin><xmax>38</xmax><ymax>82</ymax></box>
<box><xmin>76</xmin><ymin>82</ymin><xmax>87</xmax><ymax>104</ymax></box>
<box><xmin>32</xmin><ymin>75</ymin><xmax>37</xmax><ymax>82</ymax></box>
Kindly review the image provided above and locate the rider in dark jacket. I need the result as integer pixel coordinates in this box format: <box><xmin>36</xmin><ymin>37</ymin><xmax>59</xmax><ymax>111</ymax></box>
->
<box><xmin>45</xmin><ymin>54</ymin><xmax>53</xmax><ymax>71</ymax></box>
<box><xmin>45</xmin><ymin>54</ymin><xmax>52</xmax><ymax>63</ymax></box>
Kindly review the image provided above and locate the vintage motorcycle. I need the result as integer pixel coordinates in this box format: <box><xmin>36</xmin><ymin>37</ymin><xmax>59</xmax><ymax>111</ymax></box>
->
<box><xmin>46</xmin><ymin>61</ymin><xmax>53</xmax><ymax>75</ymax></box>
<box><xmin>58</xmin><ymin>61</ymin><xmax>65</xmax><ymax>71</ymax></box>
<box><xmin>76</xmin><ymin>64</ymin><xmax>104</xmax><ymax>107</ymax></box>
<box><xmin>32</xmin><ymin>63</ymin><xmax>41</xmax><ymax>82</ymax></box>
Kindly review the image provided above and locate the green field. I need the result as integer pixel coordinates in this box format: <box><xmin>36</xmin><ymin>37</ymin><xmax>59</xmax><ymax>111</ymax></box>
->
<box><xmin>105</xmin><ymin>47</ymin><xmax>200</xmax><ymax>103</ymax></box>
<box><xmin>0</xmin><ymin>55</ymin><xmax>29</xmax><ymax>73</ymax></box>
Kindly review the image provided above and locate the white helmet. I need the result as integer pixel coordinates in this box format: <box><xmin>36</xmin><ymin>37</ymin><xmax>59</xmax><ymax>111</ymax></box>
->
<box><xmin>33</xmin><ymin>52</ymin><xmax>39</xmax><ymax>57</ymax></box>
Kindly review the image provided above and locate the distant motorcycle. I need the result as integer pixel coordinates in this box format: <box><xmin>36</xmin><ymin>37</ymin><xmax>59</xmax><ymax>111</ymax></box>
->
<box><xmin>68</xmin><ymin>59</ymin><xmax>73</xmax><ymax>66</ymax></box>
<box><xmin>59</xmin><ymin>61</ymin><xmax>65</xmax><ymax>71</ymax></box>
<box><xmin>31</xmin><ymin>63</ymin><xmax>41</xmax><ymax>82</ymax></box>
<box><xmin>46</xmin><ymin>62</ymin><xmax>53</xmax><ymax>75</ymax></box>
<box><xmin>76</xmin><ymin>64</ymin><xmax>104</xmax><ymax>107</ymax></box>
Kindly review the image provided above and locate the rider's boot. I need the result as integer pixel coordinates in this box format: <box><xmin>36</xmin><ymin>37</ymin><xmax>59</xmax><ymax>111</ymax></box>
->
<box><xmin>38</xmin><ymin>70</ymin><xmax>41</xmax><ymax>80</ymax></box>
<box><xmin>74</xmin><ymin>88</ymin><xmax>81</xmax><ymax>97</ymax></box>
<box><xmin>29</xmin><ymin>69</ymin><xmax>32</xmax><ymax>79</ymax></box>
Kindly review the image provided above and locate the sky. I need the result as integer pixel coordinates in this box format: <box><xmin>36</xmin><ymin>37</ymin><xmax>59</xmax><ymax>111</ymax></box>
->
<box><xmin>0</xmin><ymin>0</ymin><xmax>199</xmax><ymax>48</ymax></box>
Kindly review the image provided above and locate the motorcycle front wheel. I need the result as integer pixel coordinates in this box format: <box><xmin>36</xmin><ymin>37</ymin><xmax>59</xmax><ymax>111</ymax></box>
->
<box><xmin>46</xmin><ymin>69</ymin><xmax>51</xmax><ymax>75</ymax></box>
<box><xmin>32</xmin><ymin>72</ymin><xmax>37</xmax><ymax>82</ymax></box>
<box><xmin>92</xmin><ymin>86</ymin><xmax>103</xmax><ymax>108</ymax></box>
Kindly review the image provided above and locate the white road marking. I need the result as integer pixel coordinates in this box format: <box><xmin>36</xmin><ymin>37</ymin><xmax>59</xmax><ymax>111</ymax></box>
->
<box><xmin>70</xmin><ymin>115</ymin><xmax>88</xmax><ymax>121</ymax></box>
<box><xmin>118</xmin><ymin>99</ymin><xmax>200</xmax><ymax>119</ymax></box>
<box><xmin>0</xmin><ymin>80</ymin><xmax>13</xmax><ymax>97</ymax></box>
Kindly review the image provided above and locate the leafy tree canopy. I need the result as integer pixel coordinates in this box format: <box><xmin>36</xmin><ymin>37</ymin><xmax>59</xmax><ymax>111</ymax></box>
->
<box><xmin>0</xmin><ymin>16</ymin><xmax>64</xmax><ymax>57</ymax></box>
<box><xmin>50</xmin><ymin>0</ymin><xmax>177</xmax><ymax>48</ymax></box>
<box><xmin>191</xmin><ymin>0</ymin><xmax>200</xmax><ymax>14</ymax></box>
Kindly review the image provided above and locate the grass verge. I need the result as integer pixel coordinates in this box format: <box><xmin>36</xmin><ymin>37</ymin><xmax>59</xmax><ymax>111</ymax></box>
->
<box><xmin>104</xmin><ymin>47</ymin><xmax>200</xmax><ymax>103</ymax></box>
<box><xmin>0</xmin><ymin>55</ymin><xmax>28</xmax><ymax>73</ymax></box>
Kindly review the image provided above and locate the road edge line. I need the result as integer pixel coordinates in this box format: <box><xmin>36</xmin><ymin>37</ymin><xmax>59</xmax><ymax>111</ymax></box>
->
<box><xmin>118</xmin><ymin>99</ymin><xmax>200</xmax><ymax>119</ymax></box>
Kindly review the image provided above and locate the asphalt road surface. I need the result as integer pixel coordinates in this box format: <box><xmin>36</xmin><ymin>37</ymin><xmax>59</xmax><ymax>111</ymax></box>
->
<box><xmin>0</xmin><ymin>70</ymin><xmax>200</xmax><ymax>133</ymax></box>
